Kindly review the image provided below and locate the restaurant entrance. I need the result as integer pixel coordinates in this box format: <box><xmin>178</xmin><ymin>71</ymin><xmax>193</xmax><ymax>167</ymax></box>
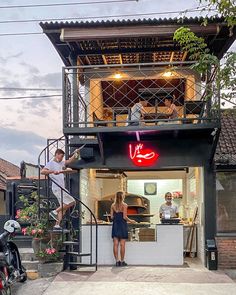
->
<box><xmin>79</xmin><ymin>167</ymin><xmax>205</xmax><ymax>265</ymax></box>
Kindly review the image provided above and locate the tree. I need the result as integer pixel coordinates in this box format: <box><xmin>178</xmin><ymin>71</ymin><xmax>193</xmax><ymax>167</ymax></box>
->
<box><xmin>199</xmin><ymin>0</ymin><xmax>236</xmax><ymax>28</ymax></box>
<box><xmin>173</xmin><ymin>0</ymin><xmax>236</xmax><ymax>106</ymax></box>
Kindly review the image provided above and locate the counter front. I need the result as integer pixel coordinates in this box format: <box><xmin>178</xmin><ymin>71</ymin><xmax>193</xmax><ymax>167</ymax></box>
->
<box><xmin>81</xmin><ymin>224</ymin><xmax>183</xmax><ymax>266</ymax></box>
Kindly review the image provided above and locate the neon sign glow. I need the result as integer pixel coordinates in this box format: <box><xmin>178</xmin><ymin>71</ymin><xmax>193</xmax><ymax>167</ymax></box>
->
<box><xmin>129</xmin><ymin>143</ymin><xmax>159</xmax><ymax>166</ymax></box>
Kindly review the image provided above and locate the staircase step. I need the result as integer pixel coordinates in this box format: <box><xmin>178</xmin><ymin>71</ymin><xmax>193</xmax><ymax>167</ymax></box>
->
<box><xmin>68</xmin><ymin>262</ymin><xmax>96</xmax><ymax>267</ymax></box>
<box><xmin>13</xmin><ymin>236</ymin><xmax>32</xmax><ymax>248</ymax></box>
<box><xmin>22</xmin><ymin>260</ymin><xmax>39</xmax><ymax>271</ymax></box>
<box><xmin>48</xmin><ymin>229</ymin><xmax>70</xmax><ymax>234</ymax></box>
<box><xmin>63</xmin><ymin>241</ymin><xmax>78</xmax><ymax>245</ymax></box>
<box><xmin>67</xmin><ymin>252</ymin><xmax>91</xmax><ymax>257</ymax></box>
<box><xmin>19</xmin><ymin>248</ymin><xmax>36</xmax><ymax>261</ymax></box>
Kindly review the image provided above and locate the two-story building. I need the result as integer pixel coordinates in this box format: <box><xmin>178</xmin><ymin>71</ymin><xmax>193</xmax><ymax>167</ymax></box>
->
<box><xmin>39</xmin><ymin>17</ymin><xmax>236</xmax><ymax>267</ymax></box>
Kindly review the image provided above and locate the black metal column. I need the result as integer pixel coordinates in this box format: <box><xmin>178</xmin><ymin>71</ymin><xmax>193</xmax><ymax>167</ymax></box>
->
<box><xmin>204</xmin><ymin>162</ymin><xmax>217</xmax><ymax>240</ymax></box>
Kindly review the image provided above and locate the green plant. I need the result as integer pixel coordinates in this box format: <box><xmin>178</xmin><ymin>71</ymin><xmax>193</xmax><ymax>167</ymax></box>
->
<box><xmin>199</xmin><ymin>0</ymin><xmax>236</xmax><ymax>28</ymax></box>
<box><xmin>21</xmin><ymin>223</ymin><xmax>47</xmax><ymax>238</ymax></box>
<box><xmin>16</xmin><ymin>193</ymin><xmax>40</xmax><ymax>223</ymax></box>
<box><xmin>37</xmin><ymin>248</ymin><xmax>59</xmax><ymax>262</ymax></box>
<box><xmin>173</xmin><ymin>27</ymin><xmax>219</xmax><ymax>76</ymax></box>
<box><xmin>16</xmin><ymin>193</ymin><xmax>48</xmax><ymax>238</ymax></box>
<box><xmin>174</xmin><ymin>26</ymin><xmax>236</xmax><ymax>107</ymax></box>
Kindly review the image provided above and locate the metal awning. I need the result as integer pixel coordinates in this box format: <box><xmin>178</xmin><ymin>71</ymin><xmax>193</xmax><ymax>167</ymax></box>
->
<box><xmin>40</xmin><ymin>16</ymin><xmax>236</xmax><ymax>66</ymax></box>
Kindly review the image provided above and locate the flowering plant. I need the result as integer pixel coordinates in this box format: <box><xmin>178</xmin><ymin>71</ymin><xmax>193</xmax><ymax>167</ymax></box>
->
<box><xmin>21</xmin><ymin>223</ymin><xmax>47</xmax><ymax>238</ymax></box>
<box><xmin>15</xmin><ymin>193</ymin><xmax>39</xmax><ymax>223</ymax></box>
<box><xmin>37</xmin><ymin>248</ymin><xmax>59</xmax><ymax>262</ymax></box>
<box><xmin>16</xmin><ymin>193</ymin><xmax>48</xmax><ymax>238</ymax></box>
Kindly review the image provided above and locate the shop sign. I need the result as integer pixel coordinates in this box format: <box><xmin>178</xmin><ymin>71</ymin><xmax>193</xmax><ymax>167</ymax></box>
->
<box><xmin>129</xmin><ymin>143</ymin><xmax>159</xmax><ymax>166</ymax></box>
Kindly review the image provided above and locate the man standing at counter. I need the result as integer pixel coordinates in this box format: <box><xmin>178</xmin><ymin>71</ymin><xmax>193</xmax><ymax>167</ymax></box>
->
<box><xmin>159</xmin><ymin>192</ymin><xmax>179</xmax><ymax>219</ymax></box>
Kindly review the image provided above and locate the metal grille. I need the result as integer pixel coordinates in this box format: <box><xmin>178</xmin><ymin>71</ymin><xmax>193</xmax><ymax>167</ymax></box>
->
<box><xmin>63</xmin><ymin>62</ymin><xmax>220</xmax><ymax>129</ymax></box>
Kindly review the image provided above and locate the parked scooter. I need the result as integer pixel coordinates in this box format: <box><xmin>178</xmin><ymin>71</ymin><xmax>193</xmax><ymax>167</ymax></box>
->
<box><xmin>0</xmin><ymin>220</ymin><xmax>27</xmax><ymax>295</ymax></box>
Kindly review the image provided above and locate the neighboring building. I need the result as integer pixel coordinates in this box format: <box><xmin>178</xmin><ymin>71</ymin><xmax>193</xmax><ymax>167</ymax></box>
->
<box><xmin>215</xmin><ymin>109</ymin><xmax>236</xmax><ymax>269</ymax></box>
<box><xmin>0</xmin><ymin>158</ymin><xmax>20</xmax><ymax>214</ymax></box>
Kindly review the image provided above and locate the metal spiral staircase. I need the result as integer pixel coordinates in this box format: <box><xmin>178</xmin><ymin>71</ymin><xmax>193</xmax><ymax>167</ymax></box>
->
<box><xmin>37</xmin><ymin>136</ymin><xmax>98</xmax><ymax>271</ymax></box>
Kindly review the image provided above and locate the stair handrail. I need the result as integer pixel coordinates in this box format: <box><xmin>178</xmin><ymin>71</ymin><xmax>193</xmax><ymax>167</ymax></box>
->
<box><xmin>37</xmin><ymin>136</ymin><xmax>98</xmax><ymax>269</ymax></box>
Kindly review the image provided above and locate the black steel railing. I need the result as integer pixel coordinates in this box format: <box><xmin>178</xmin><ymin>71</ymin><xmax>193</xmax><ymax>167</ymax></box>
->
<box><xmin>37</xmin><ymin>137</ymin><xmax>98</xmax><ymax>270</ymax></box>
<box><xmin>62</xmin><ymin>62</ymin><xmax>221</xmax><ymax>131</ymax></box>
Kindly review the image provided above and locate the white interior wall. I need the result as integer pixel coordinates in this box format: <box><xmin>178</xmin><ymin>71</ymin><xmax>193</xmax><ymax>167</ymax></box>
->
<box><xmin>101</xmin><ymin>178</ymin><xmax>123</xmax><ymax>197</ymax></box>
<box><xmin>127</xmin><ymin>179</ymin><xmax>183</xmax><ymax>224</ymax></box>
<box><xmin>186</xmin><ymin>167</ymin><xmax>204</xmax><ymax>262</ymax></box>
<box><xmin>80</xmin><ymin>169</ymin><xmax>103</xmax><ymax>222</ymax></box>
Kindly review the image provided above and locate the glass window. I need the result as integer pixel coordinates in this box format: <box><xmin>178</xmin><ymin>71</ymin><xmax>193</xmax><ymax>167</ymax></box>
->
<box><xmin>216</xmin><ymin>172</ymin><xmax>236</xmax><ymax>233</ymax></box>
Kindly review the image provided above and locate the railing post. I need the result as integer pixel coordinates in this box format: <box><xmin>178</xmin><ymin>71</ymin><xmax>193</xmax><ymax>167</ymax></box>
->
<box><xmin>62</xmin><ymin>67</ymin><xmax>67</xmax><ymax>129</ymax></box>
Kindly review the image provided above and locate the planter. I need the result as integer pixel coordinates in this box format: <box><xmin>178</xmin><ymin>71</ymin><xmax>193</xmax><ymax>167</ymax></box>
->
<box><xmin>38</xmin><ymin>262</ymin><xmax>64</xmax><ymax>278</ymax></box>
<box><xmin>32</xmin><ymin>237</ymin><xmax>50</xmax><ymax>254</ymax></box>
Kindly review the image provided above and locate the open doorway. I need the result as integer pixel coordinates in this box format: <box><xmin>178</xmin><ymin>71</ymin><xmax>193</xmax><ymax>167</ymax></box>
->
<box><xmin>79</xmin><ymin>167</ymin><xmax>205</xmax><ymax>265</ymax></box>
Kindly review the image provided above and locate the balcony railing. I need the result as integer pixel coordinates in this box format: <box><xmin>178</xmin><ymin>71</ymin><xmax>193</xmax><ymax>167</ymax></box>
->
<box><xmin>62</xmin><ymin>62</ymin><xmax>220</xmax><ymax>131</ymax></box>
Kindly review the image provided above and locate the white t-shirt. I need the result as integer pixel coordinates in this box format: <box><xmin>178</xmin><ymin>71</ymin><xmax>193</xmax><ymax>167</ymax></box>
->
<box><xmin>130</xmin><ymin>103</ymin><xmax>143</xmax><ymax>121</ymax></box>
<box><xmin>159</xmin><ymin>203</ymin><xmax>179</xmax><ymax>218</ymax></box>
<box><xmin>45</xmin><ymin>160</ymin><xmax>65</xmax><ymax>191</ymax></box>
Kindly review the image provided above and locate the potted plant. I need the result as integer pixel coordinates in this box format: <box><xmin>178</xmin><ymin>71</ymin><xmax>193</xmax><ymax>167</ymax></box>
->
<box><xmin>15</xmin><ymin>193</ymin><xmax>62</xmax><ymax>262</ymax></box>
<box><xmin>37</xmin><ymin>247</ymin><xmax>59</xmax><ymax>263</ymax></box>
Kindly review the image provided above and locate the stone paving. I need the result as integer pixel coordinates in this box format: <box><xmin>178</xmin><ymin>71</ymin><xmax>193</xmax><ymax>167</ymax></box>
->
<box><xmin>12</xmin><ymin>260</ymin><xmax>236</xmax><ymax>295</ymax></box>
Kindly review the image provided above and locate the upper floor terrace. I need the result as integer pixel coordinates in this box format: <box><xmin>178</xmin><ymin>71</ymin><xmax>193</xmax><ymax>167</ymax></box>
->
<box><xmin>40</xmin><ymin>16</ymin><xmax>236</xmax><ymax>136</ymax></box>
<box><xmin>62</xmin><ymin>61</ymin><xmax>220</xmax><ymax>135</ymax></box>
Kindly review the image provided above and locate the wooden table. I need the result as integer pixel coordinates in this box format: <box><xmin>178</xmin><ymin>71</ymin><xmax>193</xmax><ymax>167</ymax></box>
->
<box><xmin>144</xmin><ymin>112</ymin><xmax>169</xmax><ymax>124</ymax></box>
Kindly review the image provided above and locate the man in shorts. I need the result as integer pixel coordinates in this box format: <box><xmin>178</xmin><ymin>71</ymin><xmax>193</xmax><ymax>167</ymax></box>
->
<box><xmin>41</xmin><ymin>148</ymin><xmax>80</xmax><ymax>231</ymax></box>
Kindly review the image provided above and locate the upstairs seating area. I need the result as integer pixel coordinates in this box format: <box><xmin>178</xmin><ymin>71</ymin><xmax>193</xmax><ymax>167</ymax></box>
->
<box><xmin>63</xmin><ymin>63</ymin><xmax>220</xmax><ymax>131</ymax></box>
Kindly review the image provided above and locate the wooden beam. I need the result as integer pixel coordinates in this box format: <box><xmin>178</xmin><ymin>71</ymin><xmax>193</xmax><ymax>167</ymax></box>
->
<box><xmin>119</xmin><ymin>54</ymin><xmax>123</xmax><ymax>64</ymax></box>
<box><xmin>60</xmin><ymin>24</ymin><xmax>219</xmax><ymax>42</ymax></box>
<box><xmin>84</xmin><ymin>56</ymin><xmax>91</xmax><ymax>65</ymax></box>
<box><xmin>170</xmin><ymin>51</ymin><xmax>175</xmax><ymax>62</ymax></box>
<box><xmin>77</xmin><ymin>45</ymin><xmax>181</xmax><ymax>56</ymax></box>
<box><xmin>153</xmin><ymin>52</ymin><xmax>156</xmax><ymax>62</ymax></box>
<box><xmin>182</xmin><ymin>51</ymin><xmax>188</xmax><ymax>61</ymax></box>
<box><xmin>102</xmin><ymin>55</ymin><xmax>107</xmax><ymax>65</ymax></box>
<box><xmin>77</xmin><ymin>56</ymin><xmax>84</xmax><ymax>65</ymax></box>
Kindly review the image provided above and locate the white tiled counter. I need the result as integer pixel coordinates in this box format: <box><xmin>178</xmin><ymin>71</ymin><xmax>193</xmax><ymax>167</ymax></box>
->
<box><xmin>81</xmin><ymin>224</ymin><xmax>183</xmax><ymax>266</ymax></box>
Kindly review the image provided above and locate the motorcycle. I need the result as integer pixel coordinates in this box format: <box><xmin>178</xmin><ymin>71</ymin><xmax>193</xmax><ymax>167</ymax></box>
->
<box><xmin>0</xmin><ymin>220</ymin><xmax>27</xmax><ymax>295</ymax></box>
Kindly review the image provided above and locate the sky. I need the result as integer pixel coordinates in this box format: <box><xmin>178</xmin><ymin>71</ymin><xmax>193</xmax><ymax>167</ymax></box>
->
<box><xmin>0</xmin><ymin>0</ymin><xmax>235</xmax><ymax>166</ymax></box>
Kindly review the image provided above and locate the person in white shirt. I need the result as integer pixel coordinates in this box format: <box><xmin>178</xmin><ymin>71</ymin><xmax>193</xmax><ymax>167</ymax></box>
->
<box><xmin>128</xmin><ymin>100</ymin><xmax>148</xmax><ymax>126</ymax></box>
<box><xmin>159</xmin><ymin>192</ymin><xmax>179</xmax><ymax>219</ymax></box>
<box><xmin>41</xmin><ymin>148</ymin><xmax>80</xmax><ymax>231</ymax></box>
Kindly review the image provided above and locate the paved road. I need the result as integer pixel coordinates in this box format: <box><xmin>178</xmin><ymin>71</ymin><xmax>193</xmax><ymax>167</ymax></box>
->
<box><xmin>12</xmin><ymin>277</ymin><xmax>54</xmax><ymax>295</ymax></box>
<box><xmin>42</xmin><ymin>266</ymin><xmax>236</xmax><ymax>295</ymax></box>
<box><xmin>12</xmin><ymin>266</ymin><xmax>236</xmax><ymax>295</ymax></box>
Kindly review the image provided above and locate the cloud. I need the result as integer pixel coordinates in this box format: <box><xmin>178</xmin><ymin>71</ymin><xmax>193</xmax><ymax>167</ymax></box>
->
<box><xmin>20</xmin><ymin>61</ymin><xmax>40</xmax><ymax>74</ymax></box>
<box><xmin>0</xmin><ymin>127</ymin><xmax>46</xmax><ymax>165</ymax></box>
<box><xmin>28</xmin><ymin>72</ymin><xmax>62</xmax><ymax>88</ymax></box>
<box><xmin>0</xmin><ymin>51</ymin><xmax>23</xmax><ymax>65</ymax></box>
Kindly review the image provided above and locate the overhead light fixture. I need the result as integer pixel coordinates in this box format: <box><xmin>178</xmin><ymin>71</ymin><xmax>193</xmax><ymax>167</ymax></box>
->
<box><xmin>114</xmin><ymin>72</ymin><xmax>122</xmax><ymax>79</ymax></box>
<box><xmin>163</xmin><ymin>70</ymin><xmax>174</xmax><ymax>78</ymax></box>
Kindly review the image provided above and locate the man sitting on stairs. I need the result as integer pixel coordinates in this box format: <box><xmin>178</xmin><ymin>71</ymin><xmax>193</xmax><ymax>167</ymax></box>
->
<box><xmin>41</xmin><ymin>148</ymin><xmax>80</xmax><ymax>231</ymax></box>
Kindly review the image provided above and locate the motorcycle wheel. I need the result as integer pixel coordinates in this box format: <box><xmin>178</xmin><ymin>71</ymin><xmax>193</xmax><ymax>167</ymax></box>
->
<box><xmin>0</xmin><ymin>271</ymin><xmax>11</xmax><ymax>295</ymax></box>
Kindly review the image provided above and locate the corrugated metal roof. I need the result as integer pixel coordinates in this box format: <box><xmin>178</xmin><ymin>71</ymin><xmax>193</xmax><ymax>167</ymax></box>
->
<box><xmin>40</xmin><ymin>16</ymin><xmax>225</xmax><ymax>30</ymax></box>
<box><xmin>215</xmin><ymin>109</ymin><xmax>236</xmax><ymax>166</ymax></box>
